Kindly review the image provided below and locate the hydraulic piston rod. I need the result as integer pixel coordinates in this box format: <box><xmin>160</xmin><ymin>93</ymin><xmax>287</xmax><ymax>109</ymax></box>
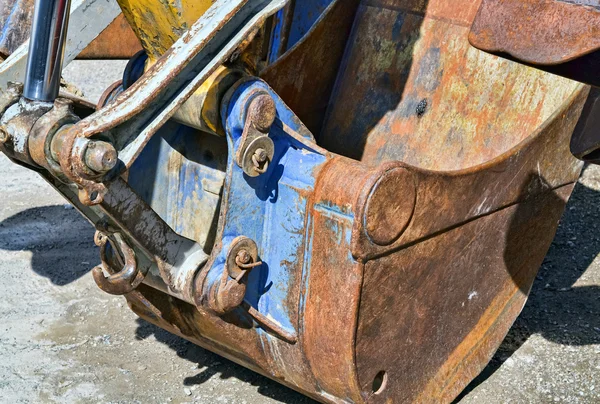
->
<box><xmin>23</xmin><ymin>0</ymin><xmax>71</xmax><ymax>102</ymax></box>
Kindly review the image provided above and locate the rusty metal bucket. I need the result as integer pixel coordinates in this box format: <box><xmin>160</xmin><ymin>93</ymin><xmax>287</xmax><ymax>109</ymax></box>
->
<box><xmin>0</xmin><ymin>0</ymin><xmax>589</xmax><ymax>403</ymax></box>
<box><xmin>124</xmin><ymin>0</ymin><xmax>586</xmax><ymax>402</ymax></box>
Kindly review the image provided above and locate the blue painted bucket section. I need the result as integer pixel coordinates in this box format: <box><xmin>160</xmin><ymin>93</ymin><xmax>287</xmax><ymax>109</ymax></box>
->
<box><xmin>127</xmin><ymin>74</ymin><xmax>329</xmax><ymax>339</ymax></box>
<box><xmin>127</xmin><ymin>122</ymin><xmax>227</xmax><ymax>247</ymax></box>
<box><xmin>211</xmin><ymin>78</ymin><xmax>327</xmax><ymax>336</ymax></box>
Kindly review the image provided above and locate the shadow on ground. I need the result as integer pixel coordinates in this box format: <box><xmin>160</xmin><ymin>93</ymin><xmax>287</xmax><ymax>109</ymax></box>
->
<box><xmin>0</xmin><ymin>204</ymin><xmax>96</xmax><ymax>285</ymax></box>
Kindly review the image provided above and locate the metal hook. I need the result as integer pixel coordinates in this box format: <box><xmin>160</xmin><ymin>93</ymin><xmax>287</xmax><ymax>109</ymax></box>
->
<box><xmin>92</xmin><ymin>231</ymin><xmax>145</xmax><ymax>295</ymax></box>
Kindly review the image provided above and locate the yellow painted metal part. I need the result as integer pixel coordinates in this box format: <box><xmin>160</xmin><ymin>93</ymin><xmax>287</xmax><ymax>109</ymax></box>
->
<box><xmin>115</xmin><ymin>0</ymin><xmax>251</xmax><ymax>135</ymax></box>
<box><xmin>172</xmin><ymin>66</ymin><xmax>246</xmax><ymax>135</ymax></box>
<box><xmin>115</xmin><ymin>0</ymin><xmax>261</xmax><ymax>135</ymax></box>
<box><xmin>116</xmin><ymin>0</ymin><xmax>214</xmax><ymax>62</ymax></box>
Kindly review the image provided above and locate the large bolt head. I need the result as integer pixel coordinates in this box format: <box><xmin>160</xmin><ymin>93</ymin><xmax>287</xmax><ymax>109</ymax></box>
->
<box><xmin>253</xmin><ymin>148</ymin><xmax>268</xmax><ymax>164</ymax></box>
<box><xmin>84</xmin><ymin>141</ymin><xmax>118</xmax><ymax>174</ymax></box>
<box><xmin>227</xmin><ymin>236</ymin><xmax>259</xmax><ymax>279</ymax></box>
<box><xmin>249</xmin><ymin>94</ymin><xmax>276</xmax><ymax>133</ymax></box>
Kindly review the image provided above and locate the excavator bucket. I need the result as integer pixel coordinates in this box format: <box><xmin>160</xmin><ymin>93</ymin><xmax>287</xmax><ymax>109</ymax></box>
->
<box><xmin>0</xmin><ymin>0</ymin><xmax>592</xmax><ymax>402</ymax></box>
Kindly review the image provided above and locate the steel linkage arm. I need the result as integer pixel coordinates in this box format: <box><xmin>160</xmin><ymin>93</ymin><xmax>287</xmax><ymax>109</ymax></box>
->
<box><xmin>57</xmin><ymin>0</ymin><xmax>288</xmax><ymax>206</ymax></box>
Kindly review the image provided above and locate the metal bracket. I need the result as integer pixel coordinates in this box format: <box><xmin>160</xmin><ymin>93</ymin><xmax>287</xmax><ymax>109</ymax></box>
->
<box><xmin>236</xmin><ymin>92</ymin><xmax>276</xmax><ymax>177</ymax></box>
<box><xmin>193</xmin><ymin>78</ymin><xmax>325</xmax><ymax>344</ymax></box>
<box><xmin>55</xmin><ymin>0</ymin><xmax>288</xmax><ymax>206</ymax></box>
<box><xmin>210</xmin><ymin>236</ymin><xmax>262</xmax><ymax>315</ymax></box>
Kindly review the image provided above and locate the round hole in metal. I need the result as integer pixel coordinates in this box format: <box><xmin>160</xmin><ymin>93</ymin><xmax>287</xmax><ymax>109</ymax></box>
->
<box><xmin>372</xmin><ymin>370</ymin><xmax>388</xmax><ymax>395</ymax></box>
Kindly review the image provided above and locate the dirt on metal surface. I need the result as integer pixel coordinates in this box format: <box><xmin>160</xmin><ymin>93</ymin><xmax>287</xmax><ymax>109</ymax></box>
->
<box><xmin>2</xmin><ymin>0</ymin><xmax>599</xmax><ymax>400</ymax></box>
<box><xmin>1</xmin><ymin>3</ymin><xmax>598</xmax><ymax>403</ymax></box>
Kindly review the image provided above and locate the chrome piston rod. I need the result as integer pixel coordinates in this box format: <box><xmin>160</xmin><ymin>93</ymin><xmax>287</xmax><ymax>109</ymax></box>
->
<box><xmin>23</xmin><ymin>0</ymin><xmax>71</xmax><ymax>102</ymax></box>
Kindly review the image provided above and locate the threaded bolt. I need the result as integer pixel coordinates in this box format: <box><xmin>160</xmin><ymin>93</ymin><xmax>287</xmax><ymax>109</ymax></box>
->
<box><xmin>253</xmin><ymin>148</ymin><xmax>268</xmax><ymax>166</ymax></box>
<box><xmin>236</xmin><ymin>249</ymin><xmax>252</xmax><ymax>266</ymax></box>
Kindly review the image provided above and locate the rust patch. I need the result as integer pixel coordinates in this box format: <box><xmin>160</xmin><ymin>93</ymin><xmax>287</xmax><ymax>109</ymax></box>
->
<box><xmin>78</xmin><ymin>14</ymin><xmax>143</xmax><ymax>59</ymax></box>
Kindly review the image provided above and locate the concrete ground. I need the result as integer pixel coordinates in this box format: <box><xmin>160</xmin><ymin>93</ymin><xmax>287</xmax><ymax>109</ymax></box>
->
<box><xmin>0</xmin><ymin>60</ymin><xmax>598</xmax><ymax>403</ymax></box>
